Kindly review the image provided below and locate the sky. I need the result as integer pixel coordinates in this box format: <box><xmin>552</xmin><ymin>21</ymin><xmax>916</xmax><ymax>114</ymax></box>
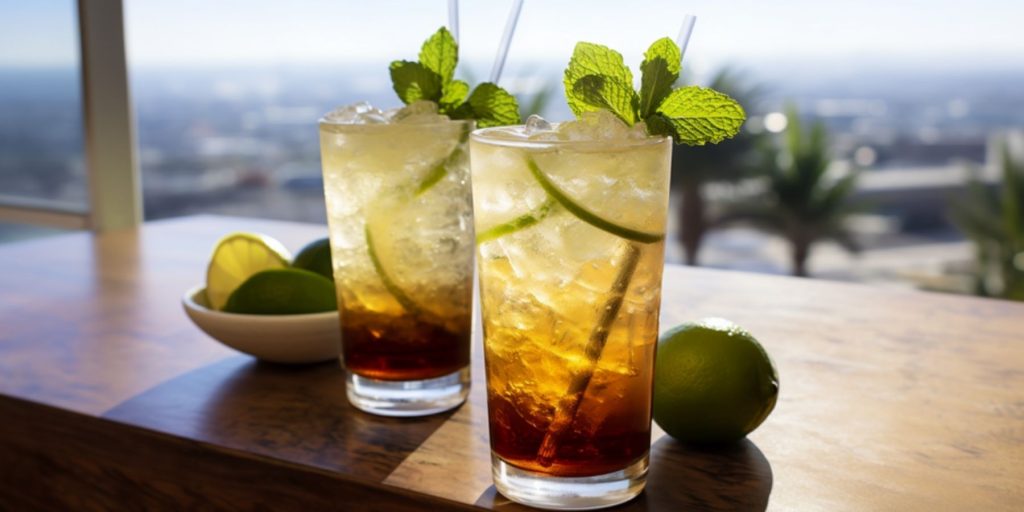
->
<box><xmin>2</xmin><ymin>0</ymin><xmax>1024</xmax><ymax>73</ymax></box>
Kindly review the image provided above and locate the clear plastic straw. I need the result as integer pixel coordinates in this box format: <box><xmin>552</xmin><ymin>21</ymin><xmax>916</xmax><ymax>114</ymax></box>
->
<box><xmin>489</xmin><ymin>0</ymin><xmax>524</xmax><ymax>84</ymax></box>
<box><xmin>676</xmin><ymin>14</ymin><xmax>697</xmax><ymax>63</ymax></box>
<box><xmin>536</xmin><ymin>241</ymin><xmax>641</xmax><ymax>467</ymax></box>
<box><xmin>448</xmin><ymin>0</ymin><xmax>460</xmax><ymax>45</ymax></box>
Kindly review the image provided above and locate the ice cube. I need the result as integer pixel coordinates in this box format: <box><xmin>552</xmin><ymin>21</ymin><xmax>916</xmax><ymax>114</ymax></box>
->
<box><xmin>361</xmin><ymin>112</ymin><xmax>389</xmax><ymax>124</ymax></box>
<box><xmin>523</xmin><ymin>114</ymin><xmax>561</xmax><ymax>141</ymax></box>
<box><xmin>524</xmin><ymin>114</ymin><xmax>552</xmax><ymax>135</ymax></box>
<box><xmin>482</xmin><ymin>125</ymin><xmax>530</xmax><ymax>141</ymax></box>
<box><xmin>556</xmin><ymin>110</ymin><xmax>640</xmax><ymax>141</ymax></box>
<box><xmin>323</xmin><ymin>101</ymin><xmax>388</xmax><ymax>124</ymax></box>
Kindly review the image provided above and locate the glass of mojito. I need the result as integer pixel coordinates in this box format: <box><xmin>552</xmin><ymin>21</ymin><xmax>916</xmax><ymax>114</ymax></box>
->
<box><xmin>471</xmin><ymin>34</ymin><xmax>744</xmax><ymax>507</ymax></box>
<box><xmin>319</xmin><ymin>101</ymin><xmax>474</xmax><ymax>416</ymax></box>
<box><xmin>319</xmin><ymin>25</ymin><xmax>519</xmax><ymax>416</ymax></box>
<box><xmin>471</xmin><ymin>111</ymin><xmax>672</xmax><ymax>508</ymax></box>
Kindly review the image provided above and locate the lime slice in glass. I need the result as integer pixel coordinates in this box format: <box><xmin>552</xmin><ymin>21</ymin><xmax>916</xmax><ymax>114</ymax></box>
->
<box><xmin>476</xmin><ymin>198</ymin><xmax>556</xmax><ymax>244</ymax></box>
<box><xmin>364</xmin><ymin>223</ymin><xmax>424</xmax><ymax>316</ymax></box>
<box><xmin>525</xmin><ymin>156</ymin><xmax>664</xmax><ymax>244</ymax></box>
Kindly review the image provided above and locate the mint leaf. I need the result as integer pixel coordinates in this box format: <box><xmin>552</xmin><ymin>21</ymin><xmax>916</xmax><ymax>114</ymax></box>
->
<box><xmin>440</xmin><ymin>79</ymin><xmax>469</xmax><ymax>114</ymax></box>
<box><xmin>644</xmin><ymin>113</ymin><xmax>676</xmax><ymax>138</ymax></box>
<box><xmin>639</xmin><ymin>37</ymin><xmax>681</xmax><ymax>119</ymax></box>
<box><xmin>419</xmin><ymin>27</ymin><xmax>458</xmax><ymax>85</ymax></box>
<box><xmin>389</xmin><ymin>60</ymin><xmax>442</xmax><ymax>104</ymax></box>
<box><xmin>388</xmin><ymin>27</ymin><xmax>521</xmax><ymax>127</ymax></box>
<box><xmin>446</xmin><ymin>102</ymin><xmax>475</xmax><ymax>121</ymax></box>
<box><xmin>468</xmin><ymin>83</ymin><xmax>522</xmax><ymax>128</ymax></box>
<box><xmin>572</xmin><ymin>75</ymin><xmax>638</xmax><ymax>125</ymax></box>
<box><xmin>564</xmin><ymin>42</ymin><xmax>634</xmax><ymax>117</ymax></box>
<box><xmin>655</xmin><ymin>86</ymin><xmax>745</xmax><ymax>145</ymax></box>
<box><xmin>558</xmin><ymin>37</ymin><xmax>746</xmax><ymax>145</ymax></box>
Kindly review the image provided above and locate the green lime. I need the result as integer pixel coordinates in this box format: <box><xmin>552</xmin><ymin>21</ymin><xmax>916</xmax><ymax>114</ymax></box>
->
<box><xmin>206</xmin><ymin>232</ymin><xmax>291</xmax><ymax>310</ymax></box>
<box><xmin>653</xmin><ymin>318</ymin><xmax>779</xmax><ymax>444</ymax></box>
<box><xmin>292</xmin><ymin>237</ymin><xmax>334</xmax><ymax>280</ymax></box>
<box><xmin>222</xmin><ymin>268</ymin><xmax>337</xmax><ymax>315</ymax></box>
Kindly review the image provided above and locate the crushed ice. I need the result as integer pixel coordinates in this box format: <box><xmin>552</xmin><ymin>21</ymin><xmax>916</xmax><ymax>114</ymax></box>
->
<box><xmin>389</xmin><ymin>100</ymin><xmax>448</xmax><ymax>124</ymax></box>
<box><xmin>485</xmin><ymin>112</ymin><xmax>649</xmax><ymax>142</ymax></box>
<box><xmin>556</xmin><ymin>110</ymin><xmax>647</xmax><ymax>141</ymax></box>
<box><xmin>322</xmin><ymin>101</ymin><xmax>388</xmax><ymax>124</ymax></box>
<box><xmin>322</xmin><ymin>100</ymin><xmax>448</xmax><ymax>125</ymax></box>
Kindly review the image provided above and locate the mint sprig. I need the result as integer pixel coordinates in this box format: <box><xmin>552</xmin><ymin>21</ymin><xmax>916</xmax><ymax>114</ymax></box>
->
<box><xmin>390</xmin><ymin>27</ymin><xmax>521</xmax><ymax>128</ymax></box>
<box><xmin>564</xmin><ymin>38</ymin><xmax>745</xmax><ymax>145</ymax></box>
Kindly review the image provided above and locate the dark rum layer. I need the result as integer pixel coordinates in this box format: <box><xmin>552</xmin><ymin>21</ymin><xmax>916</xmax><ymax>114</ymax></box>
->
<box><xmin>487</xmin><ymin>393</ymin><xmax>651</xmax><ymax>477</ymax></box>
<box><xmin>341</xmin><ymin>309</ymin><xmax>469</xmax><ymax>381</ymax></box>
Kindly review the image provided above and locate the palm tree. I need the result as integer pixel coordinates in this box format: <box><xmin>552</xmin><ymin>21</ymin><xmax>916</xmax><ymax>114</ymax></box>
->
<box><xmin>671</xmin><ymin>68</ymin><xmax>764</xmax><ymax>265</ymax></box>
<box><xmin>718</xmin><ymin>106</ymin><xmax>860</xmax><ymax>277</ymax></box>
<box><xmin>951</xmin><ymin>133</ymin><xmax>1024</xmax><ymax>300</ymax></box>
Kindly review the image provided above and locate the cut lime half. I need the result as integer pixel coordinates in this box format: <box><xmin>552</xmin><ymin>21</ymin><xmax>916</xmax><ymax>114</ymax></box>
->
<box><xmin>206</xmin><ymin>232</ymin><xmax>292</xmax><ymax>310</ymax></box>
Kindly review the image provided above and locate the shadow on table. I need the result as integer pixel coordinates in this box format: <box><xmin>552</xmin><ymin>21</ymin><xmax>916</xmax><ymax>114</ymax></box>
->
<box><xmin>476</xmin><ymin>436</ymin><xmax>772</xmax><ymax>511</ymax></box>
<box><xmin>640</xmin><ymin>436</ymin><xmax>773</xmax><ymax>510</ymax></box>
<box><xmin>104</xmin><ymin>356</ymin><xmax>455</xmax><ymax>480</ymax></box>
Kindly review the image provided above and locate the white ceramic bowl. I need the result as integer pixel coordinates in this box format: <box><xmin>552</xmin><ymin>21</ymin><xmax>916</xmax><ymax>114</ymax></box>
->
<box><xmin>182</xmin><ymin>284</ymin><xmax>340</xmax><ymax>364</ymax></box>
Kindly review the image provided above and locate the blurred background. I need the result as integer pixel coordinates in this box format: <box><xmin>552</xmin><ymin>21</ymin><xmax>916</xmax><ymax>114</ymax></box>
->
<box><xmin>2</xmin><ymin>0</ymin><xmax>1023</xmax><ymax>300</ymax></box>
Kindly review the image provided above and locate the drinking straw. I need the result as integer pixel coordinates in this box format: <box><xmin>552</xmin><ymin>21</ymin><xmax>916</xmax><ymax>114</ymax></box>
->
<box><xmin>489</xmin><ymin>0</ymin><xmax>524</xmax><ymax>84</ymax></box>
<box><xmin>536</xmin><ymin>241</ymin><xmax>641</xmax><ymax>466</ymax></box>
<box><xmin>676</xmin><ymin>14</ymin><xmax>697</xmax><ymax>62</ymax></box>
<box><xmin>534</xmin><ymin>15</ymin><xmax>700</xmax><ymax>467</ymax></box>
<box><xmin>448</xmin><ymin>0</ymin><xmax>460</xmax><ymax>45</ymax></box>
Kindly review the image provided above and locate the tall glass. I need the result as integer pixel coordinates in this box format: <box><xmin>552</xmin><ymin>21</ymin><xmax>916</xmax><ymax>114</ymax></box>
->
<box><xmin>319</xmin><ymin>114</ymin><xmax>474</xmax><ymax>416</ymax></box>
<box><xmin>471</xmin><ymin>126</ymin><xmax>671</xmax><ymax>509</ymax></box>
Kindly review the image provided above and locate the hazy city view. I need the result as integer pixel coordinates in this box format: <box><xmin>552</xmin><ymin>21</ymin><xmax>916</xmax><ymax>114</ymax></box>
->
<box><xmin>2</xmin><ymin>0</ymin><xmax>1023</xmax><ymax>299</ymax></box>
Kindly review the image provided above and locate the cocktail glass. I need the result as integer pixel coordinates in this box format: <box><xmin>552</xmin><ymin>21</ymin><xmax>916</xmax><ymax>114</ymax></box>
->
<box><xmin>319</xmin><ymin>104</ymin><xmax>474</xmax><ymax>416</ymax></box>
<box><xmin>470</xmin><ymin>119</ymin><xmax>671</xmax><ymax>509</ymax></box>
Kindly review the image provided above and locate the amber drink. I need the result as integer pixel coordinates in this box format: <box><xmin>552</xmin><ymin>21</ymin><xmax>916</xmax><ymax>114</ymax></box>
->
<box><xmin>320</xmin><ymin>102</ymin><xmax>473</xmax><ymax>416</ymax></box>
<box><xmin>471</xmin><ymin>113</ymin><xmax>671</xmax><ymax>509</ymax></box>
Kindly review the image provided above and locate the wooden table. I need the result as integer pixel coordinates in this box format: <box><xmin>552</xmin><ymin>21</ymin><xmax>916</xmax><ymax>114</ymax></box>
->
<box><xmin>0</xmin><ymin>215</ymin><xmax>1021</xmax><ymax>511</ymax></box>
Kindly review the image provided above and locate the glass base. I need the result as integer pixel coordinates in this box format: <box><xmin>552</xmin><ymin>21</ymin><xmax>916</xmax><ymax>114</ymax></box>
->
<box><xmin>345</xmin><ymin>367</ymin><xmax>469</xmax><ymax>417</ymax></box>
<box><xmin>491</xmin><ymin>453</ymin><xmax>648</xmax><ymax>510</ymax></box>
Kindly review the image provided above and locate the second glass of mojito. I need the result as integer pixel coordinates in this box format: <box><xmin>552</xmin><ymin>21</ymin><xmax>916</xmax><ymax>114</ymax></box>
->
<box><xmin>320</xmin><ymin>102</ymin><xmax>473</xmax><ymax>416</ymax></box>
<box><xmin>471</xmin><ymin>112</ymin><xmax>672</xmax><ymax>509</ymax></box>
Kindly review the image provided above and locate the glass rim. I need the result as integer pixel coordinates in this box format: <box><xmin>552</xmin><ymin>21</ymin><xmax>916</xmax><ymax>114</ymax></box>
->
<box><xmin>470</xmin><ymin>125</ymin><xmax>670</xmax><ymax>149</ymax></box>
<box><xmin>318</xmin><ymin>114</ymin><xmax>474</xmax><ymax>129</ymax></box>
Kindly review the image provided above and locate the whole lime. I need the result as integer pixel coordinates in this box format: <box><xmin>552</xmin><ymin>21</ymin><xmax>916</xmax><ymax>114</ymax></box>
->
<box><xmin>653</xmin><ymin>318</ymin><xmax>779</xmax><ymax>444</ymax></box>
<box><xmin>223</xmin><ymin>268</ymin><xmax>337</xmax><ymax>315</ymax></box>
<box><xmin>291</xmin><ymin>237</ymin><xmax>334</xmax><ymax>281</ymax></box>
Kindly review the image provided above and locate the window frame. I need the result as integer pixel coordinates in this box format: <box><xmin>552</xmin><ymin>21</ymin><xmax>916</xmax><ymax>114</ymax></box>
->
<box><xmin>0</xmin><ymin>0</ymin><xmax>141</xmax><ymax>232</ymax></box>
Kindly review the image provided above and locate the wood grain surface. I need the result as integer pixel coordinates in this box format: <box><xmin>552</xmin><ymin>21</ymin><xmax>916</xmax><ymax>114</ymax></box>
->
<box><xmin>0</xmin><ymin>216</ymin><xmax>330</xmax><ymax>415</ymax></box>
<box><xmin>0</xmin><ymin>395</ymin><xmax>475</xmax><ymax>512</ymax></box>
<box><xmin>103</xmin><ymin>356</ymin><xmax>454</xmax><ymax>480</ymax></box>
<box><xmin>1</xmin><ymin>215</ymin><xmax>1022</xmax><ymax>510</ymax></box>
